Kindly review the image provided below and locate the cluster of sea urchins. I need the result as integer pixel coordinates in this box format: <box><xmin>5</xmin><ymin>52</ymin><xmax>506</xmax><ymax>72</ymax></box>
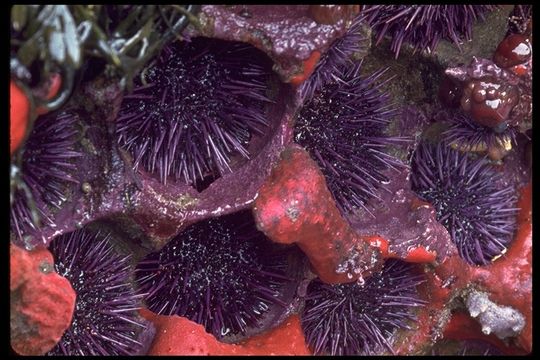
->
<box><xmin>410</xmin><ymin>142</ymin><xmax>518</xmax><ymax>265</ymax></box>
<box><xmin>301</xmin><ymin>259</ymin><xmax>425</xmax><ymax>355</ymax></box>
<box><xmin>10</xmin><ymin>110</ymin><xmax>81</xmax><ymax>246</ymax></box>
<box><xmin>294</xmin><ymin>61</ymin><xmax>405</xmax><ymax>215</ymax></box>
<box><xmin>9</xmin><ymin>4</ymin><xmax>530</xmax><ymax>356</ymax></box>
<box><xmin>135</xmin><ymin>210</ymin><xmax>294</xmax><ymax>340</ymax></box>
<box><xmin>47</xmin><ymin>228</ymin><xmax>152</xmax><ymax>356</ymax></box>
<box><xmin>362</xmin><ymin>5</ymin><xmax>497</xmax><ymax>58</ymax></box>
<box><xmin>115</xmin><ymin>37</ymin><xmax>273</xmax><ymax>190</ymax></box>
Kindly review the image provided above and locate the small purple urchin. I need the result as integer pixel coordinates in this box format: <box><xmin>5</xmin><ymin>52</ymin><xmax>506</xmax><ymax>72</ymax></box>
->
<box><xmin>301</xmin><ymin>259</ymin><xmax>425</xmax><ymax>355</ymax></box>
<box><xmin>135</xmin><ymin>210</ymin><xmax>294</xmax><ymax>340</ymax></box>
<box><xmin>48</xmin><ymin>228</ymin><xmax>153</xmax><ymax>355</ymax></box>
<box><xmin>410</xmin><ymin>142</ymin><xmax>519</xmax><ymax>265</ymax></box>
<box><xmin>116</xmin><ymin>37</ymin><xmax>273</xmax><ymax>190</ymax></box>
<box><xmin>294</xmin><ymin>62</ymin><xmax>406</xmax><ymax>215</ymax></box>
<box><xmin>362</xmin><ymin>5</ymin><xmax>497</xmax><ymax>58</ymax></box>
<box><xmin>299</xmin><ymin>13</ymin><xmax>369</xmax><ymax>101</ymax></box>
<box><xmin>442</xmin><ymin>111</ymin><xmax>517</xmax><ymax>153</ymax></box>
<box><xmin>10</xmin><ymin>111</ymin><xmax>81</xmax><ymax>245</ymax></box>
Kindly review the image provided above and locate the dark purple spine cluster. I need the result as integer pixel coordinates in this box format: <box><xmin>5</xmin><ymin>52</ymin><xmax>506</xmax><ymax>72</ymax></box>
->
<box><xmin>442</xmin><ymin>111</ymin><xmax>517</xmax><ymax>151</ymax></box>
<box><xmin>301</xmin><ymin>259</ymin><xmax>425</xmax><ymax>355</ymax></box>
<box><xmin>135</xmin><ymin>211</ymin><xmax>292</xmax><ymax>339</ymax></box>
<box><xmin>411</xmin><ymin>142</ymin><xmax>519</xmax><ymax>265</ymax></box>
<box><xmin>507</xmin><ymin>5</ymin><xmax>532</xmax><ymax>36</ymax></box>
<box><xmin>294</xmin><ymin>62</ymin><xmax>406</xmax><ymax>215</ymax></box>
<box><xmin>115</xmin><ymin>37</ymin><xmax>272</xmax><ymax>189</ymax></box>
<box><xmin>48</xmin><ymin>228</ymin><xmax>152</xmax><ymax>356</ymax></box>
<box><xmin>362</xmin><ymin>5</ymin><xmax>497</xmax><ymax>58</ymax></box>
<box><xmin>299</xmin><ymin>14</ymin><xmax>369</xmax><ymax>101</ymax></box>
<box><xmin>10</xmin><ymin>111</ymin><xmax>81</xmax><ymax>244</ymax></box>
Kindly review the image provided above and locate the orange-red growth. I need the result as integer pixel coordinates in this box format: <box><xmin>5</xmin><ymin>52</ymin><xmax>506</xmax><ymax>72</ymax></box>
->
<box><xmin>404</xmin><ymin>247</ymin><xmax>437</xmax><ymax>263</ymax></box>
<box><xmin>140</xmin><ymin>309</ymin><xmax>311</xmax><ymax>355</ymax></box>
<box><xmin>10</xmin><ymin>245</ymin><xmax>76</xmax><ymax>355</ymax></box>
<box><xmin>253</xmin><ymin>145</ymin><xmax>382</xmax><ymax>284</ymax></box>
<box><xmin>290</xmin><ymin>51</ymin><xmax>321</xmax><ymax>86</ymax></box>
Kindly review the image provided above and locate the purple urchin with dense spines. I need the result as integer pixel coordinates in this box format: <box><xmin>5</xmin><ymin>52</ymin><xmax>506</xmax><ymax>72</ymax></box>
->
<box><xmin>10</xmin><ymin>110</ymin><xmax>81</xmax><ymax>244</ymax></box>
<box><xmin>362</xmin><ymin>5</ymin><xmax>497</xmax><ymax>58</ymax></box>
<box><xmin>135</xmin><ymin>210</ymin><xmax>293</xmax><ymax>340</ymax></box>
<box><xmin>47</xmin><ymin>228</ymin><xmax>153</xmax><ymax>355</ymax></box>
<box><xmin>410</xmin><ymin>142</ymin><xmax>519</xmax><ymax>265</ymax></box>
<box><xmin>299</xmin><ymin>13</ymin><xmax>369</xmax><ymax>102</ymax></box>
<box><xmin>115</xmin><ymin>37</ymin><xmax>273</xmax><ymax>190</ymax></box>
<box><xmin>294</xmin><ymin>62</ymin><xmax>406</xmax><ymax>215</ymax></box>
<box><xmin>442</xmin><ymin>111</ymin><xmax>517</xmax><ymax>152</ymax></box>
<box><xmin>301</xmin><ymin>259</ymin><xmax>425</xmax><ymax>355</ymax></box>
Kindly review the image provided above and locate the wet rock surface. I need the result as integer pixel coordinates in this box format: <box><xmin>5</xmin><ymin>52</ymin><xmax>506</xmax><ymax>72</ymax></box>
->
<box><xmin>195</xmin><ymin>5</ymin><xmax>357</xmax><ymax>82</ymax></box>
<box><xmin>349</xmin><ymin>167</ymin><xmax>456</xmax><ymax>263</ymax></box>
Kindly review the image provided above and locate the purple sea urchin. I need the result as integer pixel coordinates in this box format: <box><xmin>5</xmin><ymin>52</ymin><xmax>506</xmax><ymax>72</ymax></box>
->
<box><xmin>410</xmin><ymin>142</ymin><xmax>519</xmax><ymax>265</ymax></box>
<box><xmin>10</xmin><ymin>110</ymin><xmax>80</xmax><ymax>245</ymax></box>
<box><xmin>301</xmin><ymin>259</ymin><xmax>425</xmax><ymax>355</ymax></box>
<box><xmin>135</xmin><ymin>210</ymin><xmax>294</xmax><ymax>340</ymax></box>
<box><xmin>442</xmin><ymin>111</ymin><xmax>517</xmax><ymax>155</ymax></box>
<box><xmin>362</xmin><ymin>5</ymin><xmax>497</xmax><ymax>58</ymax></box>
<box><xmin>47</xmin><ymin>228</ymin><xmax>153</xmax><ymax>355</ymax></box>
<box><xmin>299</xmin><ymin>14</ymin><xmax>368</xmax><ymax>101</ymax></box>
<box><xmin>294</xmin><ymin>62</ymin><xmax>405</xmax><ymax>215</ymax></box>
<box><xmin>115</xmin><ymin>37</ymin><xmax>273</xmax><ymax>190</ymax></box>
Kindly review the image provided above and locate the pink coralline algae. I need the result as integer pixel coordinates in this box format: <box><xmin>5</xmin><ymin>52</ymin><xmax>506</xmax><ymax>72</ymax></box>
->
<box><xmin>10</xmin><ymin>245</ymin><xmax>76</xmax><ymax>355</ymax></box>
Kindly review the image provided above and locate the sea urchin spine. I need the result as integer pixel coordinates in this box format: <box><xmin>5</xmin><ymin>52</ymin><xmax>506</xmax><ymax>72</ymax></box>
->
<box><xmin>135</xmin><ymin>210</ymin><xmax>294</xmax><ymax>340</ymax></box>
<box><xmin>299</xmin><ymin>13</ymin><xmax>369</xmax><ymax>101</ymax></box>
<box><xmin>410</xmin><ymin>142</ymin><xmax>519</xmax><ymax>265</ymax></box>
<box><xmin>10</xmin><ymin>110</ymin><xmax>81</xmax><ymax>246</ymax></box>
<box><xmin>294</xmin><ymin>62</ymin><xmax>405</xmax><ymax>215</ymax></box>
<box><xmin>301</xmin><ymin>259</ymin><xmax>425</xmax><ymax>355</ymax></box>
<box><xmin>116</xmin><ymin>37</ymin><xmax>273</xmax><ymax>189</ymax></box>
<box><xmin>48</xmin><ymin>228</ymin><xmax>153</xmax><ymax>356</ymax></box>
<box><xmin>442</xmin><ymin>111</ymin><xmax>516</xmax><ymax>159</ymax></box>
<box><xmin>362</xmin><ymin>5</ymin><xmax>497</xmax><ymax>58</ymax></box>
